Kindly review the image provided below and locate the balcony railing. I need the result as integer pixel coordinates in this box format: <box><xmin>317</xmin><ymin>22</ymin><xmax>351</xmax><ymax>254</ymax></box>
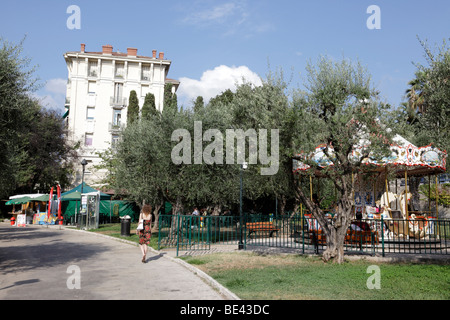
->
<box><xmin>110</xmin><ymin>96</ymin><xmax>127</xmax><ymax>107</ymax></box>
<box><xmin>108</xmin><ymin>122</ymin><xmax>124</xmax><ymax>132</ymax></box>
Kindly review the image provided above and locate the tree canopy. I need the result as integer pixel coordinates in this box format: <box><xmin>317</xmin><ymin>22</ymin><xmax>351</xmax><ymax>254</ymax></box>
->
<box><xmin>127</xmin><ymin>90</ymin><xmax>139</xmax><ymax>124</ymax></box>
<box><xmin>0</xmin><ymin>38</ymin><xmax>77</xmax><ymax>199</ymax></box>
<box><xmin>404</xmin><ymin>38</ymin><xmax>450</xmax><ymax>170</ymax></box>
<box><xmin>141</xmin><ymin>92</ymin><xmax>157</xmax><ymax>120</ymax></box>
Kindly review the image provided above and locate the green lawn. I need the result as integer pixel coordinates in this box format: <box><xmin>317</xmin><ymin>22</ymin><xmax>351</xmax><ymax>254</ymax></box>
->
<box><xmin>181</xmin><ymin>252</ymin><xmax>450</xmax><ymax>300</ymax></box>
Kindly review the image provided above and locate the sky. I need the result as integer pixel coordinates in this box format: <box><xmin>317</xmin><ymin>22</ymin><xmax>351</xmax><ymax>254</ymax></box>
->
<box><xmin>1</xmin><ymin>0</ymin><xmax>449</xmax><ymax>114</ymax></box>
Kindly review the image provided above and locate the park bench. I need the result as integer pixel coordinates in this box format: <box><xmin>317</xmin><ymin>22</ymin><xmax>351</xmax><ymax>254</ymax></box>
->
<box><xmin>307</xmin><ymin>228</ymin><xmax>379</xmax><ymax>253</ymax></box>
<box><xmin>306</xmin><ymin>218</ymin><xmax>379</xmax><ymax>251</ymax></box>
<box><xmin>345</xmin><ymin>229</ymin><xmax>379</xmax><ymax>246</ymax></box>
<box><xmin>246</xmin><ymin>221</ymin><xmax>279</xmax><ymax>238</ymax></box>
<box><xmin>346</xmin><ymin>220</ymin><xmax>379</xmax><ymax>246</ymax></box>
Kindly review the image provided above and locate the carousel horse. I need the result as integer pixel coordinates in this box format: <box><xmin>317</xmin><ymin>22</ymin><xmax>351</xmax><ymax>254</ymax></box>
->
<box><xmin>398</xmin><ymin>190</ymin><xmax>412</xmax><ymax>219</ymax></box>
<box><xmin>379</xmin><ymin>190</ymin><xmax>413</xmax><ymax>238</ymax></box>
<box><xmin>408</xmin><ymin>214</ymin><xmax>428</xmax><ymax>238</ymax></box>
<box><xmin>378</xmin><ymin>191</ymin><xmax>398</xmax><ymax>219</ymax></box>
<box><xmin>381</xmin><ymin>191</ymin><xmax>427</xmax><ymax>238</ymax></box>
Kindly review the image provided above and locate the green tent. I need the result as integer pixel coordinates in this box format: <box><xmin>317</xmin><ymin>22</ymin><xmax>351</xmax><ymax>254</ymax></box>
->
<box><xmin>62</xmin><ymin>199</ymin><xmax>140</xmax><ymax>222</ymax></box>
<box><xmin>62</xmin><ymin>183</ymin><xmax>111</xmax><ymax>200</ymax></box>
<box><xmin>61</xmin><ymin>191</ymin><xmax>82</xmax><ymax>201</ymax></box>
<box><xmin>60</xmin><ymin>184</ymin><xmax>140</xmax><ymax>223</ymax></box>
<box><xmin>30</xmin><ymin>194</ymin><xmax>50</xmax><ymax>202</ymax></box>
<box><xmin>5</xmin><ymin>196</ymin><xmax>31</xmax><ymax>205</ymax></box>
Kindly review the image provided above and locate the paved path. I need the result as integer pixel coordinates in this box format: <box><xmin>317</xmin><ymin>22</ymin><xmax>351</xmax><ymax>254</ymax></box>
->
<box><xmin>0</xmin><ymin>223</ymin><xmax>238</xmax><ymax>300</ymax></box>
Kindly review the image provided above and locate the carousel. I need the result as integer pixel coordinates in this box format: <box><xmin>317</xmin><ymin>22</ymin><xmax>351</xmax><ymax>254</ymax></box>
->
<box><xmin>293</xmin><ymin>134</ymin><xmax>447</xmax><ymax>246</ymax></box>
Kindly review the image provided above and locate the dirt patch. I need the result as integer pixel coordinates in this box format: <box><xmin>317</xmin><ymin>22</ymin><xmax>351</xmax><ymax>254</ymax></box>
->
<box><xmin>186</xmin><ymin>251</ymin><xmax>321</xmax><ymax>273</ymax></box>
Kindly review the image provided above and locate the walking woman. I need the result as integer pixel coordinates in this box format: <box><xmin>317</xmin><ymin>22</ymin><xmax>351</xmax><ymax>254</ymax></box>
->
<box><xmin>138</xmin><ymin>204</ymin><xmax>153</xmax><ymax>263</ymax></box>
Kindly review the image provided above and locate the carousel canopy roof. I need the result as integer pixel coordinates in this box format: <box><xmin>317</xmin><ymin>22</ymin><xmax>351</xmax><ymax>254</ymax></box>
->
<box><xmin>293</xmin><ymin>134</ymin><xmax>447</xmax><ymax>176</ymax></box>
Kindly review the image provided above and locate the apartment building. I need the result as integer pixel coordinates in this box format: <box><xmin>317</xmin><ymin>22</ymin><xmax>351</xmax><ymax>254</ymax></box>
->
<box><xmin>63</xmin><ymin>44</ymin><xmax>179</xmax><ymax>187</ymax></box>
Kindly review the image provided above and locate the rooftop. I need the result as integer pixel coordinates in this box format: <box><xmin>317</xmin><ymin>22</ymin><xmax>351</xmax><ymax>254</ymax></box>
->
<box><xmin>65</xmin><ymin>44</ymin><xmax>169</xmax><ymax>62</ymax></box>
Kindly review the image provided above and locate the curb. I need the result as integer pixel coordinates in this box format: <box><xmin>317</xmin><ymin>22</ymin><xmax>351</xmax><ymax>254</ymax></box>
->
<box><xmin>158</xmin><ymin>250</ymin><xmax>241</xmax><ymax>300</ymax></box>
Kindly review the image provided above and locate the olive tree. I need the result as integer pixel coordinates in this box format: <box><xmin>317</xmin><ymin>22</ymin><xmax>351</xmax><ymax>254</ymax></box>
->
<box><xmin>292</xmin><ymin>56</ymin><xmax>393</xmax><ymax>263</ymax></box>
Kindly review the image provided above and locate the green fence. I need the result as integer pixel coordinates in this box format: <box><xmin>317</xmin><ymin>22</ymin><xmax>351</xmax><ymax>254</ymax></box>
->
<box><xmin>157</xmin><ymin>214</ymin><xmax>450</xmax><ymax>256</ymax></box>
<box><xmin>158</xmin><ymin>215</ymin><xmax>244</xmax><ymax>256</ymax></box>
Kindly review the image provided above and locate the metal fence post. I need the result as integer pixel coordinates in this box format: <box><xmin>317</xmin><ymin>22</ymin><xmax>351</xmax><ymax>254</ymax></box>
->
<box><xmin>381</xmin><ymin>216</ymin><xmax>385</xmax><ymax>257</ymax></box>
<box><xmin>158</xmin><ymin>215</ymin><xmax>161</xmax><ymax>251</ymax></box>
<box><xmin>302</xmin><ymin>215</ymin><xmax>305</xmax><ymax>254</ymax></box>
<box><xmin>176</xmin><ymin>214</ymin><xmax>181</xmax><ymax>257</ymax></box>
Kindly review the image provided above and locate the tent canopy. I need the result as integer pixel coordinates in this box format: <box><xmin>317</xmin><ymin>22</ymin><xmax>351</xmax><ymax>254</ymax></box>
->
<box><xmin>31</xmin><ymin>194</ymin><xmax>51</xmax><ymax>202</ymax></box>
<box><xmin>5</xmin><ymin>196</ymin><xmax>32</xmax><ymax>205</ymax></box>
<box><xmin>61</xmin><ymin>191</ymin><xmax>82</xmax><ymax>201</ymax></box>
<box><xmin>6</xmin><ymin>194</ymin><xmax>49</xmax><ymax>205</ymax></box>
<box><xmin>62</xmin><ymin>183</ymin><xmax>111</xmax><ymax>200</ymax></box>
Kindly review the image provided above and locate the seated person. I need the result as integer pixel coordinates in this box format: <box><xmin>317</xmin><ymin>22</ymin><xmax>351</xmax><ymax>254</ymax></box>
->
<box><xmin>351</xmin><ymin>212</ymin><xmax>371</xmax><ymax>231</ymax></box>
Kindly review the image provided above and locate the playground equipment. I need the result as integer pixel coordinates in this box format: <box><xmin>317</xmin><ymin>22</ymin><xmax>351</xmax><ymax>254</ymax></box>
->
<box><xmin>293</xmin><ymin>134</ymin><xmax>447</xmax><ymax>241</ymax></box>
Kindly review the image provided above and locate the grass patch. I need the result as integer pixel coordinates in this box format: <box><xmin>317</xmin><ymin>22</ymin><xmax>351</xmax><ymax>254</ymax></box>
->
<box><xmin>181</xmin><ymin>252</ymin><xmax>450</xmax><ymax>300</ymax></box>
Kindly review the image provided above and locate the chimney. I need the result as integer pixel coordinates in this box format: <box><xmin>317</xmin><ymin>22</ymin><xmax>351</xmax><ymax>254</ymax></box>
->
<box><xmin>159</xmin><ymin>52</ymin><xmax>164</xmax><ymax>60</ymax></box>
<box><xmin>127</xmin><ymin>47</ymin><xmax>137</xmax><ymax>57</ymax></box>
<box><xmin>102</xmin><ymin>45</ymin><xmax>113</xmax><ymax>55</ymax></box>
<box><xmin>80</xmin><ymin>43</ymin><xmax>85</xmax><ymax>53</ymax></box>
<box><xmin>152</xmin><ymin>50</ymin><xmax>157</xmax><ymax>59</ymax></box>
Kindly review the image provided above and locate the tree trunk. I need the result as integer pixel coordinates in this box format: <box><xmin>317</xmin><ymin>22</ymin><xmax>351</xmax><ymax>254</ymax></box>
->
<box><xmin>279</xmin><ymin>195</ymin><xmax>287</xmax><ymax>215</ymax></box>
<box><xmin>152</xmin><ymin>203</ymin><xmax>162</xmax><ymax>233</ymax></box>
<box><xmin>294</xmin><ymin>174</ymin><xmax>353</xmax><ymax>264</ymax></box>
<box><xmin>409</xmin><ymin>176</ymin><xmax>421</xmax><ymax>212</ymax></box>
<box><xmin>165</xmin><ymin>196</ymin><xmax>184</xmax><ymax>245</ymax></box>
<box><xmin>322</xmin><ymin>223</ymin><xmax>348</xmax><ymax>264</ymax></box>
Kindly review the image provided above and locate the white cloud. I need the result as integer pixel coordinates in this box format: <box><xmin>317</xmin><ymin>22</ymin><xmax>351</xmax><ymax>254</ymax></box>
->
<box><xmin>177</xmin><ymin>65</ymin><xmax>262</xmax><ymax>106</ymax></box>
<box><xmin>179</xmin><ymin>0</ymin><xmax>273</xmax><ymax>37</ymax></box>
<box><xmin>33</xmin><ymin>78</ymin><xmax>67</xmax><ymax>113</ymax></box>
<box><xmin>45</xmin><ymin>78</ymin><xmax>67</xmax><ymax>95</ymax></box>
<box><xmin>183</xmin><ymin>2</ymin><xmax>242</xmax><ymax>25</ymax></box>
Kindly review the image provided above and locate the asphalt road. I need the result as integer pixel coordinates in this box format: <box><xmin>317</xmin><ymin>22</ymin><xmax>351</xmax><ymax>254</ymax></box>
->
<box><xmin>0</xmin><ymin>222</ymin><xmax>236</xmax><ymax>300</ymax></box>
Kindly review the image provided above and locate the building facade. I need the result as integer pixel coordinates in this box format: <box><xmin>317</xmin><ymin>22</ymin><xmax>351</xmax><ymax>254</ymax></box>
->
<box><xmin>63</xmin><ymin>44</ymin><xmax>179</xmax><ymax>187</ymax></box>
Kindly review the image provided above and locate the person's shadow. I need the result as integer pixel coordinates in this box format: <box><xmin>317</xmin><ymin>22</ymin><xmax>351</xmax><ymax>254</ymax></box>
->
<box><xmin>145</xmin><ymin>252</ymin><xmax>166</xmax><ymax>262</ymax></box>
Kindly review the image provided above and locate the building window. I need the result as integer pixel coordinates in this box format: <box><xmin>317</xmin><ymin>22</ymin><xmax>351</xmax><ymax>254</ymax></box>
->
<box><xmin>141</xmin><ymin>64</ymin><xmax>150</xmax><ymax>81</ymax></box>
<box><xmin>113</xmin><ymin>83</ymin><xmax>123</xmax><ymax>104</ymax></box>
<box><xmin>113</xmin><ymin>109</ymin><xmax>122</xmax><ymax>126</ymax></box>
<box><xmin>84</xmin><ymin>159</ymin><xmax>93</xmax><ymax>174</ymax></box>
<box><xmin>86</xmin><ymin>107</ymin><xmax>95</xmax><ymax>120</ymax></box>
<box><xmin>85</xmin><ymin>133</ymin><xmax>93</xmax><ymax>146</ymax></box>
<box><xmin>141</xmin><ymin>85</ymin><xmax>149</xmax><ymax>98</ymax></box>
<box><xmin>88</xmin><ymin>81</ymin><xmax>96</xmax><ymax>94</ymax></box>
<box><xmin>88</xmin><ymin>60</ymin><xmax>98</xmax><ymax>77</ymax></box>
<box><xmin>112</xmin><ymin>134</ymin><xmax>119</xmax><ymax>147</ymax></box>
<box><xmin>115</xmin><ymin>62</ymin><xmax>125</xmax><ymax>78</ymax></box>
